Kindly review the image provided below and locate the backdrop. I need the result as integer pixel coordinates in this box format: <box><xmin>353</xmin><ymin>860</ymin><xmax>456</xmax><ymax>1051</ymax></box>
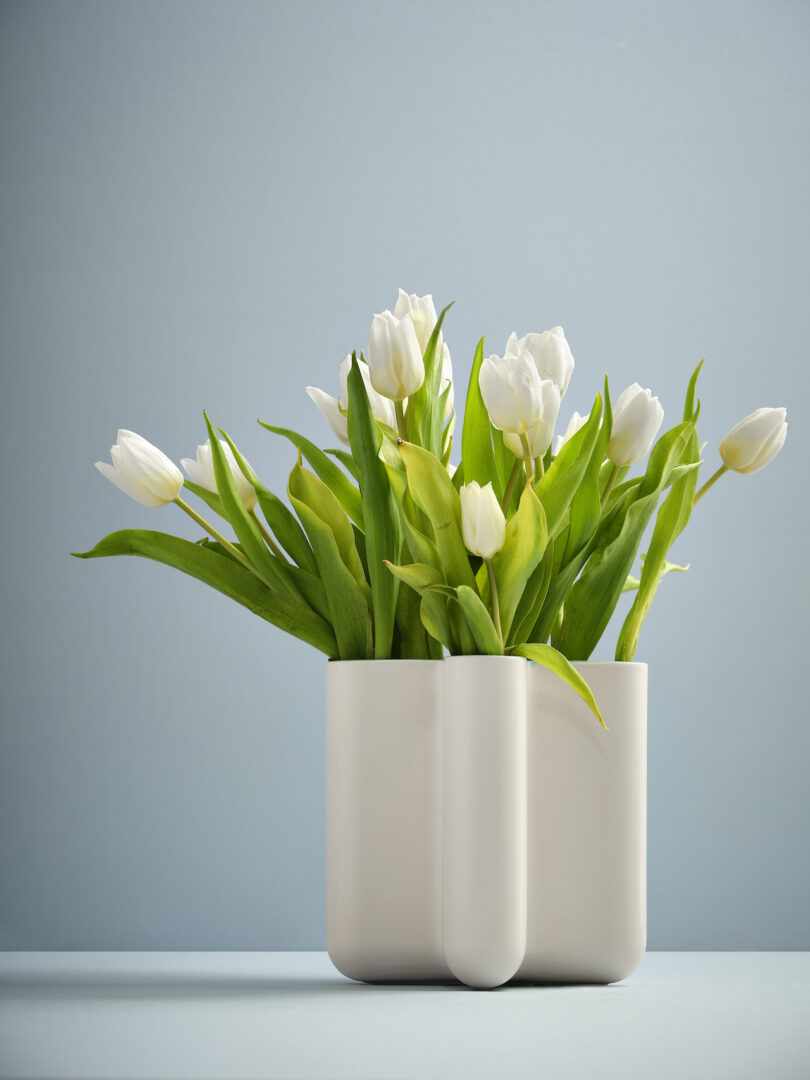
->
<box><xmin>1</xmin><ymin>0</ymin><xmax>807</xmax><ymax>950</ymax></box>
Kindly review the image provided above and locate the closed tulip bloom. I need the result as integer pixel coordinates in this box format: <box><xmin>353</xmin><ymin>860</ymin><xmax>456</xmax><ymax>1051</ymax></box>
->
<box><xmin>367</xmin><ymin>310</ymin><xmax>425</xmax><ymax>400</ymax></box>
<box><xmin>460</xmin><ymin>481</ymin><xmax>506</xmax><ymax>559</ymax></box>
<box><xmin>95</xmin><ymin>430</ymin><xmax>183</xmax><ymax>507</ymax></box>
<box><xmin>479</xmin><ymin>349</ymin><xmax>551</xmax><ymax>438</ymax></box>
<box><xmin>719</xmin><ymin>407</ymin><xmax>787</xmax><ymax>473</ymax></box>
<box><xmin>393</xmin><ymin>289</ymin><xmax>438</xmax><ymax>354</ymax></box>
<box><xmin>502</xmin><ymin>378</ymin><xmax>561</xmax><ymax>459</ymax></box>
<box><xmin>607</xmin><ymin>383</ymin><xmax>664</xmax><ymax>466</ymax></box>
<box><xmin>181</xmin><ymin>439</ymin><xmax>257</xmax><ymax>510</ymax></box>
<box><xmin>505</xmin><ymin>326</ymin><xmax>575</xmax><ymax>397</ymax></box>
<box><xmin>306</xmin><ymin>355</ymin><xmax>397</xmax><ymax>444</ymax></box>
<box><xmin>554</xmin><ymin>411</ymin><xmax>587</xmax><ymax>455</ymax></box>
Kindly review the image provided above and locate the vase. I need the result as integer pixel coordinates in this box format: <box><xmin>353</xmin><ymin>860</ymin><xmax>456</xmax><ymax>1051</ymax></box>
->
<box><xmin>442</xmin><ymin>655</ymin><xmax>527</xmax><ymax>988</ymax></box>
<box><xmin>325</xmin><ymin>656</ymin><xmax>647</xmax><ymax>988</ymax></box>
<box><xmin>326</xmin><ymin>659</ymin><xmax>451</xmax><ymax>982</ymax></box>
<box><xmin>515</xmin><ymin>660</ymin><xmax>647</xmax><ymax>984</ymax></box>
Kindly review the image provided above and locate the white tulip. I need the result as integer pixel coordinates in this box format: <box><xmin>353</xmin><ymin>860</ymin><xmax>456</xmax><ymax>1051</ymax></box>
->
<box><xmin>95</xmin><ymin>430</ymin><xmax>183</xmax><ymax>508</ymax></box>
<box><xmin>393</xmin><ymin>289</ymin><xmax>438</xmax><ymax>354</ymax></box>
<box><xmin>306</xmin><ymin>355</ymin><xmax>397</xmax><ymax>444</ymax></box>
<box><xmin>367</xmin><ymin>310</ymin><xmax>425</xmax><ymax>401</ymax></box>
<box><xmin>607</xmin><ymin>383</ymin><xmax>664</xmax><ymax>466</ymax></box>
<box><xmin>505</xmin><ymin>326</ymin><xmax>575</xmax><ymax>397</ymax></box>
<box><xmin>501</xmin><ymin>378</ymin><xmax>562</xmax><ymax>459</ymax></box>
<box><xmin>460</xmin><ymin>481</ymin><xmax>506</xmax><ymax>559</ymax></box>
<box><xmin>554</xmin><ymin>411</ymin><xmax>587</xmax><ymax>455</ymax></box>
<box><xmin>719</xmin><ymin>407</ymin><xmax>787</xmax><ymax>474</ymax></box>
<box><xmin>479</xmin><ymin>348</ymin><xmax>552</xmax><ymax>440</ymax></box>
<box><xmin>181</xmin><ymin>439</ymin><xmax>257</xmax><ymax>511</ymax></box>
<box><xmin>441</xmin><ymin>342</ymin><xmax>454</xmax><ymax>419</ymax></box>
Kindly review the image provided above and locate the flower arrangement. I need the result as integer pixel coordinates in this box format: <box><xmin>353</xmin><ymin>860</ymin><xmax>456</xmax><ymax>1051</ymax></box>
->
<box><xmin>75</xmin><ymin>290</ymin><xmax>788</xmax><ymax>726</ymax></box>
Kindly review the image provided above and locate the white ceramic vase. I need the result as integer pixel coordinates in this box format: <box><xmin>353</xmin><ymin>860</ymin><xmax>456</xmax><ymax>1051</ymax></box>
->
<box><xmin>326</xmin><ymin>659</ymin><xmax>450</xmax><ymax>982</ymax></box>
<box><xmin>325</xmin><ymin>657</ymin><xmax>647</xmax><ymax>988</ymax></box>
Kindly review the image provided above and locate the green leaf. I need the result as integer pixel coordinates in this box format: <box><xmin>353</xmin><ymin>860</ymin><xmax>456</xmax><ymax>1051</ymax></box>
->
<box><xmin>535</xmin><ymin>391</ymin><xmax>603</xmax><ymax>541</ymax></box>
<box><xmin>621</xmin><ymin>560</ymin><xmax>689</xmax><ymax>594</ymax></box>
<box><xmin>413</xmin><ymin>303</ymin><xmax>453</xmax><ymax>456</ymax></box>
<box><xmin>564</xmin><ymin>382</ymin><xmax>612</xmax><ymax>562</ymax></box>
<box><xmin>288</xmin><ymin>461</ymin><xmax>368</xmax><ymax>590</ymax></box>
<box><xmin>259</xmin><ymin>421</ymin><xmax>363</xmax><ymax>527</ymax></box>
<box><xmin>204</xmin><ymin>414</ymin><xmax>301</xmax><ymax>601</ymax></box>
<box><xmin>182</xmin><ymin>479</ymin><xmax>227</xmax><ymax>521</ymax></box>
<box><xmin>489</xmin><ymin>484</ymin><xmax>548</xmax><ymax>641</ymax></box>
<box><xmin>511</xmin><ymin>642</ymin><xmax>605</xmax><ymax>728</ymax></box>
<box><xmin>460</xmin><ymin>337</ymin><xmax>499</xmax><ymax>492</ymax></box>
<box><xmin>398</xmin><ymin>442</ymin><xmax>476</xmax><ymax>590</ymax></box>
<box><xmin>615</xmin><ymin>362</ymin><xmax>703</xmax><ymax>661</ymax></box>
<box><xmin>216</xmin><ymin>429</ymin><xmax>317</xmax><ymax>574</ymax></box>
<box><xmin>509</xmin><ymin>537</ymin><xmax>555</xmax><ymax>646</ymax></box>
<box><xmin>347</xmin><ymin>355</ymin><xmax>402</xmax><ymax>659</ymax></box>
<box><xmin>454</xmin><ymin>585</ymin><xmax>504</xmax><ymax>655</ymax></box>
<box><xmin>325</xmin><ymin>448</ymin><xmax>360</xmax><ymax>481</ymax></box>
<box><xmin>420</xmin><ymin>590</ymin><xmax>456</xmax><ymax>652</ymax></box>
<box><xmin>384</xmin><ymin>561</ymin><xmax>444</xmax><ymax>592</ymax></box>
<box><xmin>72</xmin><ymin>529</ymin><xmax>337</xmax><ymax>655</ymax></box>
<box><xmin>555</xmin><ymin>417</ymin><xmax>697</xmax><ymax>660</ymax></box>
<box><xmin>289</xmin><ymin>495</ymin><xmax>372</xmax><ymax>660</ymax></box>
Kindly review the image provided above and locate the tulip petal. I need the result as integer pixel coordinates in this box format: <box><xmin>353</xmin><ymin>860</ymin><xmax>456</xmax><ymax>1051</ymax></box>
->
<box><xmin>305</xmin><ymin>385</ymin><xmax>350</xmax><ymax>445</ymax></box>
<box><xmin>95</xmin><ymin>461</ymin><xmax>165</xmax><ymax>507</ymax></box>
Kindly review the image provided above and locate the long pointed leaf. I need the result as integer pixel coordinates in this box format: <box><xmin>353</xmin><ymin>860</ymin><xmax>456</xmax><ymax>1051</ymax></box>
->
<box><xmin>511</xmin><ymin>642</ymin><xmax>605</xmax><ymax>728</ymax></box>
<box><xmin>72</xmin><ymin>529</ymin><xmax>337</xmax><ymax>655</ymax></box>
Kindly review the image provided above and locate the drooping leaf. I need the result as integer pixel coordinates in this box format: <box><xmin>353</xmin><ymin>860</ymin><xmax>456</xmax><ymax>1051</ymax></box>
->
<box><xmin>347</xmin><ymin>356</ymin><xmax>402</xmax><ymax>659</ymax></box>
<box><xmin>71</xmin><ymin>529</ymin><xmax>337</xmax><ymax>656</ymax></box>
<box><xmin>384</xmin><ymin>561</ymin><xmax>444</xmax><ymax>592</ymax></box>
<box><xmin>511</xmin><ymin>642</ymin><xmax>605</xmax><ymax>728</ymax></box>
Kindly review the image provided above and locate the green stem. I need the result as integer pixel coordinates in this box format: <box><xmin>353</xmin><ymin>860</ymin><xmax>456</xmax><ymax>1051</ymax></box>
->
<box><xmin>520</xmin><ymin>433</ymin><xmax>534</xmax><ymax>488</ymax></box>
<box><xmin>251</xmin><ymin>508</ymin><xmax>288</xmax><ymax>564</ymax></box>
<box><xmin>485</xmin><ymin>557</ymin><xmax>504</xmax><ymax>652</ymax></box>
<box><xmin>406</xmin><ymin>398</ymin><xmax>414</xmax><ymax>441</ymax></box>
<box><xmin>535</xmin><ymin>455</ymin><xmax>545</xmax><ymax>481</ymax></box>
<box><xmin>395</xmin><ymin>399</ymin><xmax>408</xmax><ymax>441</ymax></box>
<box><xmin>174</xmin><ymin>497</ymin><xmax>259</xmax><ymax>578</ymax></box>
<box><xmin>600</xmin><ymin>462</ymin><xmax>620</xmax><ymax>510</ymax></box>
<box><xmin>501</xmin><ymin>459</ymin><xmax>521</xmax><ymax>515</ymax></box>
<box><xmin>693</xmin><ymin>464</ymin><xmax>728</xmax><ymax>506</ymax></box>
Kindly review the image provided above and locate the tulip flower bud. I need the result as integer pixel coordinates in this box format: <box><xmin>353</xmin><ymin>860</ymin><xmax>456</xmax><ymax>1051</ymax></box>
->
<box><xmin>181</xmin><ymin>439</ymin><xmax>257</xmax><ymax>510</ymax></box>
<box><xmin>306</xmin><ymin>355</ymin><xmax>397</xmax><ymax>444</ymax></box>
<box><xmin>505</xmin><ymin>326</ymin><xmax>575</xmax><ymax>397</ymax></box>
<box><xmin>607</xmin><ymin>383</ymin><xmax>664</xmax><ymax>466</ymax></box>
<box><xmin>393</xmin><ymin>289</ymin><xmax>438</xmax><ymax>355</ymax></box>
<box><xmin>367</xmin><ymin>310</ymin><xmax>425</xmax><ymax>401</ymax></box>
<box><xmin>479</xmin><ymin>349</ymin><xmax>555</xmax><ymax>444</ymax></box>
<box><xmin>460</xmin><ymin>481</ymin><xmax>506</xmax><ymax>559</ymax></box>
<box><xmin>95</xmin><ymin>430</ymin><xmax>183</xmax><ymax>507</ymax></box>
<box><xmin>554</xmin><ymin>411</ymin><xmax>587</xmax><ymax>455</ymax></box>
<box><xmin>719</xmin><ymin>407</ymin><xmax>787</xmax><ymax>474</ymax></box>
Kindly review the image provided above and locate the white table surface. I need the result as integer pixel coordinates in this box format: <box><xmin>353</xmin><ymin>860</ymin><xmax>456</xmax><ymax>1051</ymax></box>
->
<box><xmin>1</xmin><ymin>951</ymin><xmax>808</xmax><ymax>1080</ymax></box>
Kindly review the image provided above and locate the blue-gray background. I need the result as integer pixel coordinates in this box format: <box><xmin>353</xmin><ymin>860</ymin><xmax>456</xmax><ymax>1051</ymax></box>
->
<box><xmin>1</xmin><ymin>0</ymin><xmax>807</xmax><ymax>950</ymax></box>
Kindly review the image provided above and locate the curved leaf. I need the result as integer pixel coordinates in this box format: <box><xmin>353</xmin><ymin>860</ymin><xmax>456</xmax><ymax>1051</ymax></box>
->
<box><xmin>511</xmin><ymin>642</ymin><xmax>605</xmax><ymax>728</ymax></box>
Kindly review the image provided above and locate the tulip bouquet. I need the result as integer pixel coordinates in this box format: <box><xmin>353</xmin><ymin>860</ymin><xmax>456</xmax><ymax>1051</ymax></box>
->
<box><xmin>75</xmin><ymin>291</ymin><xmax>787</xmax><ymax>725</ymax></box>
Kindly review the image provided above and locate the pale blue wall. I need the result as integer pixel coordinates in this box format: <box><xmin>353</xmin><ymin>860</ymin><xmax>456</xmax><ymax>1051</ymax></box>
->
<box><xmin>1</xmin><ymin>0</ymin><xmax>808</xmax><ymax>948</ymax></box>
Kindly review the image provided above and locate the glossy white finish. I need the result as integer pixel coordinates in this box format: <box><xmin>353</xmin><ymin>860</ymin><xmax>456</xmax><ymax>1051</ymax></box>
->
<box><xmin>442</xmin><ymin>655</ymin><xmax>528</xmax><ymax>988</ymax></box>
<box><xmin>326</xmin><ymin>660</ymin><xmax>451</xmax><ymax>982</ymax></box>
<box><xmin>516</xmin><ymin>661</ymin><xmax>647</xmax><ymax>984</ymax></box>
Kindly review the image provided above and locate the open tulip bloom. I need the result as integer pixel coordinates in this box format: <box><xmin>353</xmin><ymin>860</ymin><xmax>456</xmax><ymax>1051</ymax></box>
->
<box><xmin>75</xmin><ymin>293</ymin><xmax>788</xmax><ymax>727</ymax></box>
